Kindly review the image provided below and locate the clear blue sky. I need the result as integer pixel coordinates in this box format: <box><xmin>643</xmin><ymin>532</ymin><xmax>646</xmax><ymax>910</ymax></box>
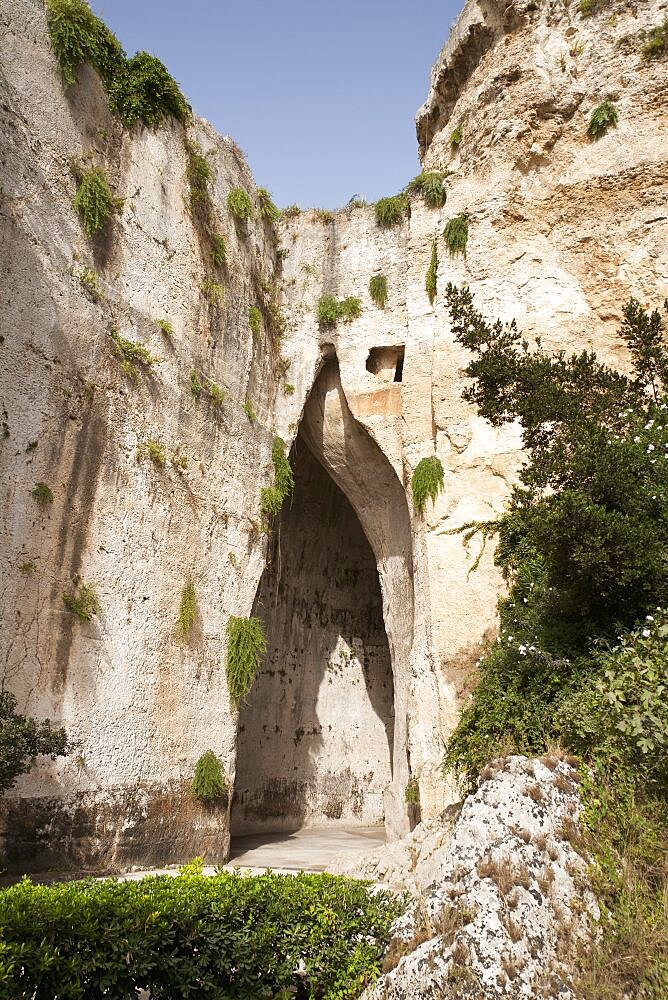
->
<box><xmin>91</xmin><ymin>0</ymin><xmax>463</xmax><ymax>209</ymax></box>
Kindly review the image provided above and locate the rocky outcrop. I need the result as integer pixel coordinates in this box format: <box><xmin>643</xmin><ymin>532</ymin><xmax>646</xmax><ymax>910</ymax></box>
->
<box><xmin>333</xmin><ymin>755</ymin><xmax>598</xmax><ymax>999</ymax></box>
<box><xmin>1</xmin><ymin>0</ymin><xmax>666</xmax><ymax>869</ymax></box>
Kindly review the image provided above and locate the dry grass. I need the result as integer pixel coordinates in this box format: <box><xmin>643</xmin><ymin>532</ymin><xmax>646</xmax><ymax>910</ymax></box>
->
<box><xmin>451</xmin><ymin>937</ymin><xmax>469</xmax><ymax>965</ymax></box>
<box><xmin>477</xmin><ymin>854</ymin><xmax>532</xmax><ymax>896</ymax></box>
<box><xmin>507</xmin><ymin>888</ymin><xmax>521</xmax><ymax>910</ymax></box>
<box><xmin>535</xmin><ymin>832</ymin><xmax>548</xmax><ymax>851</ymax></box>
<box><xmin>526</xmin><ymin>782</ymin><xmax>546</xmax><ymax>804</ymax></box>
<box><xmin>548</xmin><ymin>843</ymin><xmax>560</xmax><ymax>862</ymax></box>
<box><xmin>501</xmin><ymin>952</ymin><xmax>525</xmax><ymax>980</ymax></box>
<box><xmin>538</xmin><ymin>866</ymin><xmax>556</xmax><ymax>896</ymax></box>
<box><xmin>512</xmin><ymin>825</ymin><xmax>532</xmax><ymax>844</ymax></box>
<box><xmin>382</xmin><ymin>900</ymin><xmax>465</xmax><ymax>973</ymax></box>
<box><xmin>503</xmin><ymin>913</ymin><xmax>525</xmax><ymax>943</ymax></box>
<box><xmin>557</xmin><ymin>816</ymin><xmax>588</xmax><ymax>856</ymax></box>
<box><xmin>554</xmin><ymin>772</ymin><xmax>575</xmax><ymax>794</ymax></box>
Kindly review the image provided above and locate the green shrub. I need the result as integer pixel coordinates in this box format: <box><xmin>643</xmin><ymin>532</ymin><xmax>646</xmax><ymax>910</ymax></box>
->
<box><xmin>210</xmin><ymin>233</ymin><xmax>226</xmax><ymax>266</ymax></box>
<box><xmin>317</xmin><ymin>294</ymin><xmax>340</xmax><ymax>327</ymax></box>
<box><xmin>191</xmin><ymin>750</ymin><xmax>226</xmax><ymax>801</ymax></box>
<box><xmin>0</xmin><ymin>869</ymin><xmax>402</xmax><ymax>999</ymax></box>
<box><xmin>283</xmin><ymin>382</ymin><xmax>295</xmax><ymax>395</ymax></box>
<box><xmin>443</xmin><ymin>214</ymin><xmax>469</xmax><ymax>257</ymax></box>
<box><xmin>0</xmin><ymin>690</ymin><xmax>69</xmax><ymax>794</ymax></box>
<box><xmin>412</xmin><ymin>456</ymin><xmax>445</xmax><ymax>513</ymax></box>
<box><xmin>139</xmin><ymin>440</ymin><xmax>166</xmax><ymax>467</ymax></box>
<box><xmin>338</xmin><ymin>296</ymin><xmax>362</xmax><ymax>322</ymax></box>
<box><xmin>186</xmin><ymin>141</ymin><xmax>212</xmax><ymax>206</ymax></box>
<box><xmin>227</xmin><ymin>186</ymin><xmax>254</xmax><ymax>224</ymax></box>
<box><xmin>406</xmin><ymin>171</ymin><xmax>447</xmax><ymax>208</ymax></box>
<box><xmin>190</xmin><ymin>370</ymin><xmax>202</xmax><ymax>400</ymax></box>
<box><xmin>588</xmin><ymin>100</ymin><xmax>619</xmax><ymax>138</ymax></box>
<box><xmin>78</xmin><ymin>266</ymin><xmax>101</xmax><ymax>301</ymax></box>
<box><xmin>156</xmin><ymin>318</ymin><xmax>173</xmax><ymax>337</ymax></box>
<box><xmin>249</xmin><ymin>305</ymin><xmax>262</xmax><ymax>340</ymax></box>
<box><xmin>282</xmin><ymin>204</ymin><xmax>301</xmax><ymax>218</ymax></box>
<box><xmin>31</xmin><ymin>482</ymin><xmax>54</xmax><ymax>503</ymax></box>
<box><xmin>642</xmin><ymin>19</ymin><xmax>667</xmax><ymax>59</ymax></box>
<box><xmin>225</xmin><ymin>615</ymin><xmax>267</xmax><ymax>706</ymax></box>
<box><xmin>374</xmin><ymin>193</ymin><xmax>409</xmax><ymax>228</ymax></box>
<box><xmin>108</xmin><ymin>51</ymin><xmax>190</xmax><ymax>128</ymax></box>
<box><xmin>208</xmin><ymin>382</ymin><xmax>225</xmax><ymax>407</ymax></box>
<box><xmin>260</xmin><ymin>485</ymin><xmax>284</xmax><ymax>521</ymax></box>
<box><xmin>45</xmin><ymin>0</ymin><xmax>124</xmax><ymax>87</ymax></box>
<box><xmin>425</xmin><ymin>239</ymin><xmax>438</xmax><ymax>305</ymax></box>
<box><xmin>110</xmin><ymin>327</ymin><xmax>156</xmax><ymax>382</ymax></box>
<box><xmin>369</xmin><ymin>274</ymin><xmax>388</xmax><ymax>309</ymax></box>
<box><xmin>314</xmin><ymin>208</ymin><xmax>335</xmax><ymax>224</ymax></box>
<box><xmin>257</xmin><ymin>187</ymin><xmax>280</xmax><ymax>222</ymax></box>
<box><xmin>73</xmin><ymin>165</ymin><xmax>121</xmax><ymax>238</ymax></box>
<box><xmin>317</xmin><ymin>294</ymin><xmax>362</xmax><ymax>327</ymax></box>
<box><xmin>178</xmin><ymin>576</ymin><xmax>197</xmax><ymax>638</ymax></box>
<box><xmin>243</xmin><ymin>399</ymin><xmax>256</xmax><ymax>422</ymax></box>
<box><xmin>63</xmin><ymin>580</ymin><xmax>100</xmax><ymax>621</ymax></box>
<box><xmin>450</xmin><ymin>125</ymin><xmax>463</xmax><ymax>147</ymax></box>
<box><xmin>260</xmin><ymin>435</ymin><xmax>295</xmax><ymax>525</ymax></box>
<box><xmin>404</xmin><ymin>777</ymin><xmax>420</xmax><ymax>805</ymax></box>
<box><xmin>202</xmin><ymin>278</ymin><xmax>224</xmax><ymax>307</ymax></box>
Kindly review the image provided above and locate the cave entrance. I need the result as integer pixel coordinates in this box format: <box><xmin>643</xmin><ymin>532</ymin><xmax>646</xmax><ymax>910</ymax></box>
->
<box><xmin>232</xmin><ymin>431</ymin><xmax>395</xmax><ymax>835</ymax></box>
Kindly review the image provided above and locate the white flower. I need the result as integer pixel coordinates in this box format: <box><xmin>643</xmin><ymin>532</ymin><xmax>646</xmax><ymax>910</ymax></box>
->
<box><xmin>642</xmin><ymin>629</ymin><xmax>651</xmax><ymax>638</ymax></box>
<box><xmin>646</xmin><ymin>615</ymin><xmax>654</xmax><ymax>621</ymax></box>
<box><xmin>634</xmin><ymin>436</ymin><xmax>641</xmax><ymax>443</ymax></box>
<box><xmin>648</xmin><ymin>444</ymin><xmax>655</xmax><ymax>452</ymax></box>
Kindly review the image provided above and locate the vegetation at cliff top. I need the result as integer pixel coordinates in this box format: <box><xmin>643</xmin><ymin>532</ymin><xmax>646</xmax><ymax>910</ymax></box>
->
<box><xmin>178</xmin><ymin>576</ymin><xmax>198</xmax><ymax>638</ymax></box>
<box><xmin>444</xmin><ymin>214</ymin><xmax>469</xmax><ymax>257</ymax></box>
<box><xmin>369</xmin><ymin>274</ymin><xmax>388</xmax><ymax>309</ymax></box>
<box><xmin>46</xmin><ymin>0</ymin><xmax>189</xmax><ymax>128</ymax></box>
<box><xmin>412</xmin><ymin>456</ymin><xmax>445</xmax><ymax>513</ymax></box>
<box><xmin>225</xmin><ymin>615</ymin><xmax>267</xmax><ymax>707</ymax></box>
<box><xmin>588</xmin><ymin>100</ymin><xmax>619</xmax><ymax>139</ymax></box>
<box><xmin>191</xmin><ymin>750</ymin><xmax>225</xmax><ymax>801</ymax></box>
<box><xmin>257</xmin><ymin>187</ymin><xmax>280</xmax><ymax>222</ymax></box>
<box><xmin>0</xmin><ymin>690</ymin><xmax>69</xmax><ymax>795</ymax></box>
<box><xmin>425</xmin><ymin>239</ymin><xmax>438</xmax><ymax>305</ymax></box>
<box><xmin>374</xmin><ymin>193</ymin><xmax>409</xmax><ymax>228</ymax></box>
<box><xmin>72</xmin><ymin>164</ymin><xmax>121</xmax><ymax>239</ymax></box>
<box><xmin>63</xmin><ymin>580</ymin><xmax>100</xmax><ymax>621</ymax></box>
<box><xmin>317</xmin><ymin>294</ymin><xmax>362</xmax><ymax>328</ymax></box>
<box><xmin>406</xmin><ymin>171</ymin><xmax>447</xmax><ymax>208</ymax></box>
<box><xmin>0</xmin><ymin>868</ymin><xmax>401</xmax><ymax>999</ymax></box>
<box><xmin>442</xmin><ymin>286</ymin><xmax>668</xmax><ymax>999</ymax></box>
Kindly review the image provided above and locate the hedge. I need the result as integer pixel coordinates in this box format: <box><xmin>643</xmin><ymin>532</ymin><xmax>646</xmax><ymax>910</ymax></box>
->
<box><xmin>0</xmin><ymin>869</ymin><xmax>402</xmax><ymax>999</ymax></box>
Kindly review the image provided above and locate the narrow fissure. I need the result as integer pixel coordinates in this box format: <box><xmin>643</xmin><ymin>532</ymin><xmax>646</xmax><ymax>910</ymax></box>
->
<box><xmin>232</xmin><ymin>432</ymin><xmax>394</xmax><ymax>835</ymax></box>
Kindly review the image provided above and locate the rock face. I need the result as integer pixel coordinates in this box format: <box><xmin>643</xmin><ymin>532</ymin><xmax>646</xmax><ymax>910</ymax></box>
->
<box><xmin>0</xmin><ymin>0</ymin><xmax>666</xmax><ymax>869</ymax></box>
<box><xmin>352</xmin><ymin>756</ymin><xmax>598</xmax><ymax>1000</ymax></box>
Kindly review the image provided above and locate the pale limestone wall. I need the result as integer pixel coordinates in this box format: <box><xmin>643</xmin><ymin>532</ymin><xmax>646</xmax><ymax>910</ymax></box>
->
<box><xmin>1</xmin><ymin>0</ymin><xmax>666</xmax><ymax>868</ymax></box>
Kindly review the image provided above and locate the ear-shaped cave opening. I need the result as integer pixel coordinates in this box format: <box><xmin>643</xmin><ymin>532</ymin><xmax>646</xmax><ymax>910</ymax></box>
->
<box><xmin>232</xmin><ymin>434</ymin><xmax>395</xmax><ymax>834</ymax></box>
<box><xmin>233</xmin><ymin>359</ymin><xmax>416</xmax><ymax>839</ymax></box>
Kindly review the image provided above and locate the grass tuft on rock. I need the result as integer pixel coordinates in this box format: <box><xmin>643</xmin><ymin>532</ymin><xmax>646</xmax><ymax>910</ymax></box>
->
<box><xmin>45</xmin><ymin>0</ymin><xmax>124</xmax><ymax>87</ymax></box>
<box><xmin>374</xmin><ymin>194</ymin><xmax>409</xmax><ymax>228</ymax></box>
<box><xmin>225</xmin><ymin>615</ymin><xmax>267</xmax><ymax>707</ymax></box>
<box><xmin>191</xmin><ymin>750</ymin><xmax>226</xmax><ymax>802</ymax></box>
<box><xmin>588</xmin><ymin>100</ymin><xmax>618</xmax><ymax>139</ymax></box>
<box><xmin>406</xmin><ymin>171</ymin><xmax>447</xmax><ymax>208</ymax></box>
<box><xmin>31</xmin><ymin>483</ymin><xmax>54</xmax><ymax>503</ymax></box>
<box><xmin>412</xmin><ymin>456</ymin><xmax>445</xmax><ymax>513</ymax></box>
<box><xmin>178</xmin><ymin>576</ymin><xmax>197</xmax><ymax>638</ymax></box>
<box><xmin>63</xmin><ymin>581</ymin><xmax>100</xmax><ymax>621</ymax></box>
<box><xmin>227</xmin><ymin>187</ymin><xmax>254</xmax><ymax>225</ymax></box>
<box><xmin>73</xmin><ymin>165</ymin><xmax>121</xmax><ymax>238</ymax></box>
<box><xmin>444</xmin><ymin>215</ymin><xmax>469</xmax><ymax>257</ymax></box>
<box><xmin>425</xmin><ymin>240</ymin><xmax>438</xmax><ymax>305</ymax></box>
<box><xmin>369</xmin><ymin>274</ymin><xmax>388</xmax><ymax>309</ymax></box>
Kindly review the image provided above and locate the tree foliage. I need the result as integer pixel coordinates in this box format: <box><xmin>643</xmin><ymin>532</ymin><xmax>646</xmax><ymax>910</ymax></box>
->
<box><xmin>0</xmin><ymin>691</ymin><xmax>69</xmax><ymax>794</ymax></box>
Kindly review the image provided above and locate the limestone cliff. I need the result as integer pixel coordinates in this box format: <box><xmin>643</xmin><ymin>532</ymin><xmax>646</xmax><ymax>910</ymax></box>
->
<box><xmin>0</xmin><ymin>0</ymin><xmax>666</xmax><ymax>870</ymax></box>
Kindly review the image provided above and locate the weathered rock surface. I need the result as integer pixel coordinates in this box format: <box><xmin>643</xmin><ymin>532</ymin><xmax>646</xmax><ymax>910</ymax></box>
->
<box><xmin>0</xmin><ymin>0</ymin><xmax>666</xmax><ymax>869</ymax></box>
<box><xmin>348</xmin><ymin>756</ymin><xmax>598</xmax><ymax>999</ymax></box>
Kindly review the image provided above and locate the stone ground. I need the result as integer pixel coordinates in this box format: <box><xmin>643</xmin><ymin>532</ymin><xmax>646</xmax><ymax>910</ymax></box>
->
<box><xmin>119</xmin><ymin>826</ymin><xmax>386</xmax><ymax>879</ymax></box>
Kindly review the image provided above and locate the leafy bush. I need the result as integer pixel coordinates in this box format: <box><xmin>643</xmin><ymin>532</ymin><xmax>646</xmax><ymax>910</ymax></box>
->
<box><xmin>450</xmin><ymin>125</ymin><xmax>463</xmax><ymax>147</ymax></box>
<box><xmin>227</xmin><ymin>187</ymin><xmax>254</xmax><ymax>224</ymax></box>
<box><xmin>0</xmin><ymin>869</ymin><xmax>401</xmax><ymax>999</ymax></box>
<box><xmin>283</xmin><ymin>382</ymin><xmax>295</xmax><ymax>395</ymax></box>
<box><xmin>190</xmin><ymin>370</ymin><xmax>202</xmax><ymax>400</ymax></box>
<box><xmin>317</xmin><ymin>295</ymin><xmax>362</xmax><ymax>327</ymax></box>
<box><xmin>406</xmin><ymin>171</ymin><xmax>447</xmax><ymax>208</ymax></box>
<box><xmin>249</xmin><ymin>305</ymin><xmax>262</xmax><ymax>340</ymax></box>
<box><xmin>110</xmin><ymin>327</ymin><xmax>156</xmax><ymax>382</ymax></box>
<box><xmin>208</xmin><ymin>382</ymin><xmax>225</xmax><ymax>407</ymax></box>
<box><xmin>588</xmin><ymin>100</ymin><xmax>619</xmax><ymax>138</ymax></box>
<box><xmin>257</xmin><ymin>187</ymin><xmax>280</xmax><ymax>222</ymax></box>
<box><xmin>139</xmin><ymin>440</ymin><xmax>167</xmax><ymax>467</ymax></box>
<box><xmin>108</xmin><ymin>51</ymin><xmax>190</xmax><ymax>128</ymax></box>
<box><xmin>225</xmin><ymin>615</ymin><xmax>267</xmax><ymax>706</ymax></box>
<box><xmin>404</xmin><ymin>777</ymin><xmax>420</xmax><ymax>805</ymax></box>
<box><xmin>31</xmin><ymin>482</ymin><xmax>54</xmax><ymax>503</ymax></box>
<box><xmin>443</xmin><ymin>214</ymin><xmax>468</xmax><ymax>257</ymax></box>
<box><xmin>425</xmin><ymin>239</ymin><xmax>438</xmax><ymax>305</ymax></box>
<box><xmin>191</xmin><ymin>750</ymin><xmax>226</xmax><ymax>801</ymax></box>
<box><xmin>73</xmin><ymin>165</ymin><xmax>121</xmax><ymax>238</ymax></box>
<box><xmin>63</xmin><ymin>580</ymin><xmax>100</xmax><ymax>621</ymax></box>
<box><xmin>45</xmin><ymin>0</ymin><xmax>124</xmax><ymax>87</ymax></box>
<box><xmin>202</xmin><ymin>278</ymin><xmax>224</xmax><ymax>307</ymax></box>
<box><xmin>178</xmin><ymin>576</ymin><xmax>197</xmax><ymax>638</ymax></box>
<box><xmin>0</xmin><ymin>690</ymin><xmax>69</xmax><ymax>794</ymax></box>
<box><xmin>186</xmin><ymin>141</ymin><xmax>212</xmax><ymax>206</ymax></box>
<box><xmin>210</xmin><ymin>233</ymin><xmax>226</xmax><ymax>267</ymax></box>
<box><xmin>374</xmin><ymin>194</ymin><xmax>409</xmax><ymax>228</ymax></box>
<box><xmin>369</xmin><ymin>274</ymin><xmax>388</xmax><ymax>309</ymax></box>
<box><xmin>412</xmin><ymin>456</ymin><xmax>445</xmax><ymax>513</ymax></box>
<box><xmin>642</xmin><ymin>19</ymin><xmax>667</xmax><ymax>59</ymax></box>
